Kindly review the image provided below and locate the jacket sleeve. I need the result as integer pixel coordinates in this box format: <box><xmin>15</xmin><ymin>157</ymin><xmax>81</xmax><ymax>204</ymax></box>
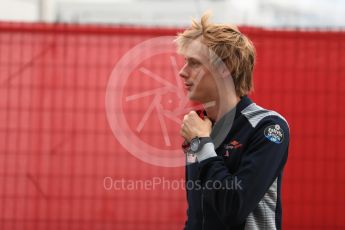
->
<box><xmin>197</xmin><ymin>116</ymin><xmax>290</xmax><ymax>226</ymax></box>
<box><xmin>183</xmin><ymin>165</ymin><xmax>189</xmax><ymax>229</ymax></box>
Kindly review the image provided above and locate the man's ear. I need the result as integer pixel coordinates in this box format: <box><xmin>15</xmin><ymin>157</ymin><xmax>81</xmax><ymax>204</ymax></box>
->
<box><xmin>218</xmin><ymin>62</ymin><xmax>231</xmax><ymax>78</ymax></box>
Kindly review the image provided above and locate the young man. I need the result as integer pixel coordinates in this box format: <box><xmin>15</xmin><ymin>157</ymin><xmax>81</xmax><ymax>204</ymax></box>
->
<box><xmin>177</xmin><ymin>13</ymin><xmax>290</xmax><ymax>230</ymax></box>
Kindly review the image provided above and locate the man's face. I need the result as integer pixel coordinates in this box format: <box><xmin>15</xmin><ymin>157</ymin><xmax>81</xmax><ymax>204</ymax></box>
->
<box><xmin>178</xmin><ymin>39</ymin><xmax>219</xmax><ymax>103</ymax></box>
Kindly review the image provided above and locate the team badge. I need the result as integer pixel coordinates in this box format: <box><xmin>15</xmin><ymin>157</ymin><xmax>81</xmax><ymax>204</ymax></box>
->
<box><xmin>264</xmin><ymin>124</ymin><xmax>284</xmax><ymax>144</ymax></box>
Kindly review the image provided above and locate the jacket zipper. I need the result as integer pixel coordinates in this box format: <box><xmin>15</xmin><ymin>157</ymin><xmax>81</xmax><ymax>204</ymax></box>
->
<box><xmin>201</xmin><ymin>191</ymin><xmax>205</xmax><ymax>230</ymax></box>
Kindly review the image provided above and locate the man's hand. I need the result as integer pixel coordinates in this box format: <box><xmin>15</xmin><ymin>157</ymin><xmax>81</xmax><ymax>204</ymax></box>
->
<box><xmin>180</xmin><ymin>111</ymin><xmax>213</xmax><ymax>142</ymax></box>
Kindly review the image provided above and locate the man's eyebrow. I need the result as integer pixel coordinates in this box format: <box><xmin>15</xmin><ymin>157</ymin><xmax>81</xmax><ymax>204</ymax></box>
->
<box><xmin>185</xmin><ymin>57</ymin><xmax>202</xmax><ymax>63</ymax></box>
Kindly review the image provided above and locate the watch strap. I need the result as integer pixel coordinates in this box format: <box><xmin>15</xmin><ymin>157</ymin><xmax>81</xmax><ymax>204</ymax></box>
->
<box><xmin>193</xmin><ymin>136</ymin><xmax>213</xmax><ymax>153</ymax></box>
<box><xmin>199</xmin><ymin>137</ymin><xmax>213</xmax><ymax>150</ymax></box>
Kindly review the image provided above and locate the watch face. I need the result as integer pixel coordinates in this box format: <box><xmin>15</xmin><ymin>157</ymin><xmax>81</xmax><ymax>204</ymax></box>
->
<box><xmin>190</xmin><ymin>138</ymin><xmax>200</xmax><ymax>152</ymax></box>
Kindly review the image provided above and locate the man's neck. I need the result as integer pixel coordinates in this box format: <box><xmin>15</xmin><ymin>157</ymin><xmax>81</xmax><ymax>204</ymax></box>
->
<box><xmin>204</xmin><ymin>95</ymin><xmax>241</xmax><ymax>122</ymax></box>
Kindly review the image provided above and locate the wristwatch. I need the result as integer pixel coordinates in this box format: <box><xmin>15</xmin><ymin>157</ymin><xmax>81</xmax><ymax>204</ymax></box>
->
<box><xmin>190</xmin><ymin>136</ymin><xmax>213</xmax><ymax>153</ymax></box>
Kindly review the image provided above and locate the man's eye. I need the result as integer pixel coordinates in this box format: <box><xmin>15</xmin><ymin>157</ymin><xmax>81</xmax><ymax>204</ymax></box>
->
<box><xmin>189</xmin><ymin>61</ymin><xmax>199</xmax><ymax>66</ymax></box>
<box><xmin>184</xmin><ymin>58</ymin><xmax>200</xmax><ymax>67</ymax></box>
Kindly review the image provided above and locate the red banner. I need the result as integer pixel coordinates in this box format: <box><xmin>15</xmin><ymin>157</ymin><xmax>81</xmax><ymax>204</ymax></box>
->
<box><xmin>0</xmin><ymin>22</ymin><xmax>344</xmax><ymax>229</ymax></box>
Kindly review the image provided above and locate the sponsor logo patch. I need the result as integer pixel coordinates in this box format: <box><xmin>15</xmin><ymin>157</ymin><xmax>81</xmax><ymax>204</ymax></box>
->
<box><xmin>223</xmin><ymin>140</ymin><xmax>243</xmax><ymax>157</ymax></box>
<box><xmin>264</xmin><ymin>124</ymin><xmax>284</xmax><ymax>144</ymax></box>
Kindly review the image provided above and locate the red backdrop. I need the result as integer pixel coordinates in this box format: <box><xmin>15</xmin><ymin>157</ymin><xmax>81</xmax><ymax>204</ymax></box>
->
<box><xmin>0</xmin><ymin>22</ymin><xmax>344</xmax><ymax>229</ymax></box>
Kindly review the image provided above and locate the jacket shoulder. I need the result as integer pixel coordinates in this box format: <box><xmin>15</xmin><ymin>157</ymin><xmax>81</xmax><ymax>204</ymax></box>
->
<box><xmin>241</xmin><ymin>103</ymin><xmax>289</xmax><ymax>131</ymax></box>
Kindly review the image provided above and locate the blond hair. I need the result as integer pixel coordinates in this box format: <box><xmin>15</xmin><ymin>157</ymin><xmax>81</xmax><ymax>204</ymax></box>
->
<box><xmin>175</xmin><ymin>13</ymin><xmax>256</xmax><ymax>97</ymax></box>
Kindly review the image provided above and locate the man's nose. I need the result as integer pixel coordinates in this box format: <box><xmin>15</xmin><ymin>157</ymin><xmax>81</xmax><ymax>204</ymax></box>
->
<box><xmin>179</xmin><ymin>64</ymin><xmax>188</xmax><ymax>79</ymax></box>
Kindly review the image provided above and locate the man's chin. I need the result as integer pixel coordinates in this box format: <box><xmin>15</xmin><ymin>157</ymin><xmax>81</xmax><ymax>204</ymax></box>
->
<box><xmin>188</xmin><ymin>93</ymin><xmax>202</xmax><ymax>102</ymax></box>
<box><xmin>187</xmin><ymin>92</ymin><xmax>197</xmax><ymax>101</ymax></box>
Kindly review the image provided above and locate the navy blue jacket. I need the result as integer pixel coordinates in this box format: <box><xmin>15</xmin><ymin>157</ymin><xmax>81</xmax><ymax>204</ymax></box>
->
<box><xmin>184</xmin><ymin>96</ymin><xmax>290</xmax><ymax>230</ymax></box>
